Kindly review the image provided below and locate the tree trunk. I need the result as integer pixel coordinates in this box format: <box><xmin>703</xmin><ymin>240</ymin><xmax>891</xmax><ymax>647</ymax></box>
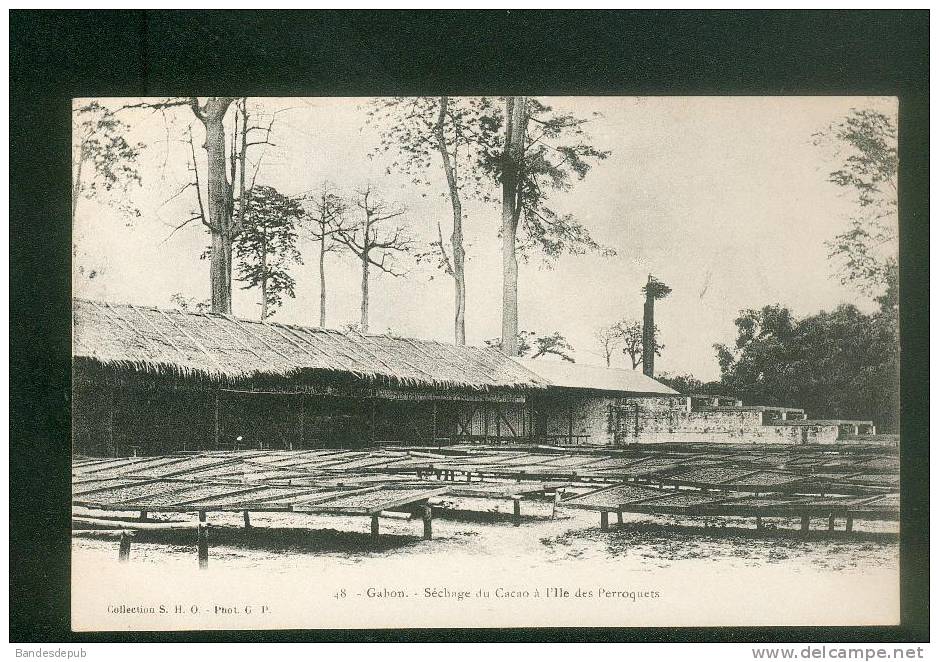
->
<box><xmin>642</xmin><ymin>291</ymin><xmax>655</xmax><ymax>377</ymax></box>
<box><xmin>210</xmin><ymin>231</ymin><xmax>228</xmax><ymax>314</ymax></box>
<box><xmin>72</xmin><ymin>147</ymin><xmax>84</xmax><ymax>221</ymax></box>
<box><xmin>435</xmin><ymin>96</ymin><xmax>466</xmax><ymax>345</ymax></box>
<box><xmin>500</xmin><ymin>96</ymin><xmax>527</xmax><ymax>356</ymax></box>
<box><xmin>234</xmin><ymin>98</ymin><xmax>248</xmax><ymax>307</ymax></box>
<box><xmin>318</xmin><ymin>236</ymin><xmax>327</xmax><ymax>327</ymax></box>
<box><xmin>360</xmin><ymin>252</ymin><xmax>369</xmax><ymax>332</ymax></box>
<box><xmin>260</xmin><ymin>225</ymin><xmax>268</xmax><ymax>321</ymax></box>
<box><xmin>200</xmin><ymin>98</ymin><xmax>236</xmax><ymax>314</ymax></box>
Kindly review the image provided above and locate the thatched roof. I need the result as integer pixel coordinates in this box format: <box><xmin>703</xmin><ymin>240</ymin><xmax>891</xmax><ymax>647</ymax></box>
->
<box><xmin>72</xmin><ymin>299</ymin><xmax>546</xmax><ymax>391</ymax></box>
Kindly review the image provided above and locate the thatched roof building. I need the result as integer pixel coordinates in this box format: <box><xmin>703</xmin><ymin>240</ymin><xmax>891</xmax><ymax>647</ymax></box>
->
<box><xmin>72</xmin><ymin>298</ymin><xmax>546</xmax><ymax>392</ymax></box>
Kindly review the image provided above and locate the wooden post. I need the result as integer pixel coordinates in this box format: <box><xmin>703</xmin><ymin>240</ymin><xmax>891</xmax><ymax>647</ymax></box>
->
<box><xmin>756</xmin><ymin>516</ymin><xmax>763</xmax><ymax>531</ymax></box>
<box><xmin>466</xmin><ymin>471</ymin><xmax>472</xmax><ymax>483</ymax></box>
<box><xmin>496</xmin><ymin>405</ymin><xmax>502</xmax><ymax>444</ymax></box>
<box><xmin>617</xmin><ymin>510</ymin><xmax>624</xmax><ymax>525</ymax></box>
<box><xmin>422</xmin><ymin>506</ymin><xmax>433</xmax><ymax>540</ymax></box>
<box><xmin>431</xmin><ymin>400</ymin><xmax>437</xmax><ymax>446</ymax></box>
<box><xmin>846</xmin><ymin>513</ymin><xmax>854</xmax><ymax>533</ymax></box>
<box><xmin>551</xmin><ymin>491</ymin><xmax>561</xmax><ymax>519</ymax></box>
<box><xmin>800</xmin><ymin>514</ymin><xmax>810</xmax><ymax>533</ymax></box>
<box><xmin>139</xmin><ymin>510</ymin><xmax>147</xmax><ymax>520</ymax></box>
<box><xmin>512</xmin><ymin>498</ymin><xmax>521</xmax><ymax>527</ymax></box>
<box><xmin>600</xmin><ymin>511</ymin><xmax>609</xmax><ymax>530</ymax></box>
<box><xmin>243</xmin><ymin>510</ymin><xmax>251</xmax><ymax>529</ymax></box>
<box><xmin>198</xmin><ymin>510</ymin><xmax>207</xmax><ymax>523</ymax></box>
<box><xmin>371</xmin><ymin>514</ymin><xmax>380</xmax><ymax>540</ymax></box>
<box><xmin>118</xmin><ymin>531</ymin><xmax>131</xmax><ymax>562</ymax></box>
<box><xmin>197</xmin><ymin>523</ymin><xmax>208</xmax><ymax>569</ymax></box>
<box><xmin>828</xmin><ymin>513</ymin><xmax>835</xmax><ymax>532</ymax></box>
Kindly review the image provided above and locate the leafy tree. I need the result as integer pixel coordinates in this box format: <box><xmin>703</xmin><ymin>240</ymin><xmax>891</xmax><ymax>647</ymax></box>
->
<box><xmin>233</xmin><ymin>185</ymin><xmax>303</xmax><ymax>321</ymax></box>
<box><xmin>641</xmin><ymin>275</ymin><xmax>671</xmax><ymax>376</ymax></box>
<box><xmin>478</xmin><ymin>97</ymin><xmax>613</xmax><ymax>355</ymax></box>
<box><xmin>335</xmin><ymin>184</ymin><xmax>414</xmax><ymax>332</ymax></box>
<box><xmin>815</xmin><ymin>108</ymin><xmax>898</xmax><ymax>297</ymax></box>
<box><xmin>367</xmin><ymin>96</ymin><xmax>497</xmax><ymax>344</ymax></box>
<box><xmin>72</xmin><ymin>101</ymin><xmax>145</xmax><ymax>222</ymax></box>
<box><xmin>299</xmin><ymin>183</ymin><xmax>348</xmax><ymax>327</ymax></box>
<box><xmin>714</xmin><ymin>302</ymin><xmax>898</xmax><ymax>432</ymax></box>
<box><xmin>170</xmin><ymin>293</ymin><xmax>211</xmax><ymax>314</ymax></box>
<box><xmin>619</xmin><ymin>319</ymin><xmax>664</xmax><ymax>370</ymax></box>
<box><xmin>486</xmin><ymin>330</ymin><xmax>574</xmax><ymax>362</ymax></box>
<box><xmin>485</xmin><ymin>331</ymin><xmax>534</xmax><ymax>357</ymax></box>
<box><xmin>594</xmin><ymin>323</ymin><xmax>622</xmax><ymax>367</ymax></box>
<box><xmin>654</xmin><ymin>372</ymin><xmax>722</xmax><ymax>395</ymax></box>
<box><xmin>117</xmin><ymin>97</ymin><xmax>279</xmax><ymax>314</ymax></box>
<box><xmin>530</xmin><ymin>332</ymin><xmax>575</xmax><ymax>362</ymax></box>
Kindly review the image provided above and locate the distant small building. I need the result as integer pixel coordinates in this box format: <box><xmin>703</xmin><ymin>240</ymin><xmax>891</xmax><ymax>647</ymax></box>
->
<box><xmin>514</xmin><ymin>359</ymin><xmax>679</xmax><ymax>446</ymax></box>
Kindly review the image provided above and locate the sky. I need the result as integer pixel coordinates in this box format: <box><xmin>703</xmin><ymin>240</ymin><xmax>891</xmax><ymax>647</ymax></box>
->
<box><xmin>73</xmin><ymin>96</ymin><xmax>897</xmax><ymax>381</ymax></box>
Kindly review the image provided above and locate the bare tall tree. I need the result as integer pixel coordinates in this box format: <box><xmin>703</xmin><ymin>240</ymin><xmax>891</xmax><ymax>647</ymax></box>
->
<box><xmin>481</xmin><ymin>97</ymin><xmax>611</xmax><ymax>356</ymax></box>
<box><xmin>367</xmin><ymin>96</ymin><xmax>496</xmax><ymax>344</ymax></box>
<box><xmin>335</xmin><ymin>185</ymin><xmax>414</xmax><ymax>332</ymax></box>
<box><xmin>300</xmin><ymin>183</ymin><xmax>347</xmax><ymax>327</ymax></box>
<box><xmin>120</xmin><ymin>96</ymin><xmax>277</xmax><ymax>314</ymax></box>
<box><xmin>641</xmin><ymin>275</ymin><xmax>671</xmax><ymax>377</ymax></box>
<box><xmin>594</xmin><ymin>323</ymin><xmax>623</xmax><ymax>367</ymax></box>
<box><xmin>500</xmin><ymin>96</ymin><xmax>529</xmax><ymax>356</ymax></box>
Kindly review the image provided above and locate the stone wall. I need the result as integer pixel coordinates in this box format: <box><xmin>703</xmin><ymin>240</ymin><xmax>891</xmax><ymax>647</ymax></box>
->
<box><xmin>613</xmin><ymin>397</ymin><xmax>841</xmax><ymax>445</ymax></box>
<box><xmin>538</xmin><ymin>393</ymin><xmax>844</xmax><ymax>446</ymax></box>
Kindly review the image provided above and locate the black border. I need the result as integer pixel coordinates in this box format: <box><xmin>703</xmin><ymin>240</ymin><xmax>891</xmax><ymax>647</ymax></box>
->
<box><xmin>9</xmin><ymin>9</ymin><xmax>929</xmax><ymax>643</ymax></box>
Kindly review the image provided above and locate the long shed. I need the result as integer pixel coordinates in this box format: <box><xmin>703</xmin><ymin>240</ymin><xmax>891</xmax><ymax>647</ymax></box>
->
<box><xmin>72</xmin><ymin>299</ymin><xmax>547</xmax><ymax>456</ymax></box>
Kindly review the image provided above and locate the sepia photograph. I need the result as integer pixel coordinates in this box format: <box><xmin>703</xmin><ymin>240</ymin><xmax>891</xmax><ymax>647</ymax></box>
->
<box><xmin>68</xmin><ymin>94</ymin><xmax>902</xmax><ymax>630</ymax></box>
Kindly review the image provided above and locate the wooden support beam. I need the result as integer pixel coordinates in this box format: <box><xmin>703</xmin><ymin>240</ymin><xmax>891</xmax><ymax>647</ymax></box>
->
<box><xmin>422</xmin><ymin>506</ymin><xmax>433</xmax><ymax>540</ymax></box>
<box><xmin>617</xmin><ymin>510</ymin><xmax>624</xmax><ymax>525</ymax></box>
<box><xmin>828</xmin><ymin>513</ymin><xmax>835</xmax><ymax>532</ymax></box>
<box><xmin>371</xmin><ymin>514</ymin><xmax>380</xmax><ymax>540</ymax></box>
<box><xmin>756</xmin><ymin>516</ymin><xmax>763</xmax><ymax>530</ymax></box>
<box><xmin>198</xmin><ymin>510</ymin><xmax>207</xmax><ymax>523</ymax></box>
<box><xmin>118</xmin><ymin>530</ymin><xmax>132</xmax><ymax>562</ymax></box>
<box><xmin>243</xmin><ymin>511</ymin><xmax>251</xmax><ymax>529</ymax></box>
<box><xmin>551</xmin><ymin>491</ymin><xmax>561</xmax><ymax>519</ymax></box>
<box><xmin>846</xmin><ymin>513</ymin><xmax>854</xmax><ymax>533</ymax></box>
<box><xmin>512</xmin><ymin>498</ymin><xmax>521</xmax><ymax>527</ymax></box>
<box><xmin>197</xmin><ymin>523</ymin><xmax>209</xmax><ymax>569</ymax></box>
<box><xmin>377</xmin><ymin>510</ymin><xmax>412</xmax><ymax>520</ymax></box>
<box><xmin>600</xmin><ymin>511</ymin><xmax>609</xmax><ymax>530</ymax></box>
<box><xmin>800</xmin><ymin>514</ymin><xmax>810</xmax><ymax>533</ymax></box>
<box><xmin>139</xmin><ymin>511</ymin><xmax>147</xmax><ymax>520</ymax></box>
<box><xmin>73</xmin><ymin>516</ymin><xmax>198</xmax><ymax>532</ymax></box>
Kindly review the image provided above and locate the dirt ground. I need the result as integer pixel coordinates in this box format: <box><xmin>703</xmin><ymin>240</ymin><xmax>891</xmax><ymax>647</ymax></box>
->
<box><xmin>71</xmin><ymin>501</ymin><xmax>900</xmax><ymax>630</ymax></box>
